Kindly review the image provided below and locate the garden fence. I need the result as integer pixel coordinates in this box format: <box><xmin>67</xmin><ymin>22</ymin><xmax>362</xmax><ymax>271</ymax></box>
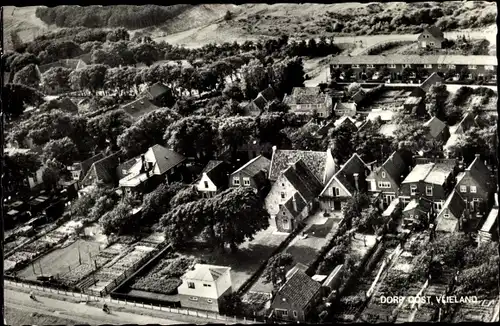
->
<box><xmin>5</xmin><ymin>279</ymin><xmax>261</xmax><ymax>324</ymax></box>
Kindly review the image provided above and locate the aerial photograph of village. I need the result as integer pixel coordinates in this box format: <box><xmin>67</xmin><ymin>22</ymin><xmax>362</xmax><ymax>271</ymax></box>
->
<box><xmin>1</xmin><ymin>2</ymin><xmax>499</xmax><ymax>325</ymax></box>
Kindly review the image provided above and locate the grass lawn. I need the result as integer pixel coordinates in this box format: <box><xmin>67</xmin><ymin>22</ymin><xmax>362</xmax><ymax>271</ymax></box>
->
<box><xmin>17</xmin><ymin>239</ymin><xmax>102</xmax><ymax>281</ymax></box>
<box><xmin>5</xmin><ymin>306</ymin><xmax>81</xmax><ymax>326</ymax></box>
<box><xmin>179</xmin><ymin>220</ymin><xmax>288</xmax><ymax>292</ymax></box>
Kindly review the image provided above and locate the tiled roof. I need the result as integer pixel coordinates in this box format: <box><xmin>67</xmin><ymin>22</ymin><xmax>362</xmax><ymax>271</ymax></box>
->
<box><xmin>424</xmin><ymin>162</ymin><xmax>455</xmax><ymax>185</ymax></box>
<box><xmin>381</xmin><ymin>151</ymin><xmax>406</xmax><ymax>184</ymax></box>
<box><xmin>253</xmin><ymin>96</ymin><xmax>268</xmax><ymax>111</ymax></box>
<box><xmin>182</xmin><ymin>264</ymin><xmax>230</xmax><ymax>282</ymax></box>
<box><xmin>424</xmin><ymin>26</ymin><xmax>444</xmax><ymax>40</ymax></box>
<box><xmin>437</xmin><ymin>190</ymin><xmax>466</xmax><ymax>220</ymax></box>
<box><xmin>323</xmin><ymin>153</ymin><xmax>368</xmax><ymax>196</ymax></box>
<box><xmin>466</xmin><ymin>156</ymin><xmax>493</xmax><ymax>192</ymax></box>
<box><xmin>258</xmin><ymin>86</ymin><xmax>277</xmax><ymax>102</ymax></box>
<box><xmin>148</xmin><ymin>144</ymin><xmax>186</xmax><ymax>175</ymax></box>
<box><xmin>82</xmin><ymin>152</ymin><xmax>121</xmax><ymax>186</ymax></box>
<box><xmin>283</xmin><ymin>160</ymin><xmax>323</xmax><ymax>203</ymax></box>
<box><xmin>285</xmin><ymin>87</ymin><xmax>327</xmax><ymax>105</ymax></box>
<box><xmin>144</xmin><ymin>83</ymin><xmax>169</xmax><ymax>100</ymax></box>
<box><xmin>120</xmin><ymin>97</ymin><xmax>159</xmax><ymax>119</ymax></box>
<box><xmin>79</xmin><ymin>152</ymin><xmax>105</xmax><ymax>176</ymax></box>
<box><xmin>285</xmin><ymin>263</ymin><xmax>309</xmax><ymax>279</ymax></box>
<box><xmin>419</xmin><ymin>73</ymin><xmax>443</xmax><ymax>93</ymax></box>
<box><xmin>334</xmin><ymin>102</ymin><xmax>356</xmax><ymax>112</ymax></box>
<box><xmin>351</xmin><ymin>89</ymin><xmax>366</xmax><ymax>103</ymax></box>
<box><xmin>329</xmin><ymin>55</ymin><xmax>497</xmax><ymax>66</ymax></box>
<box><xmin>202</xmin><ymin>160</ymin><xmax>229</xmax><ymax>188</ymax></box>
<box><xmin>402</xmin><ymin>163</ymin><xmax>435</xmax><ymax>184</ymax></box>
<box><xmin>283</xmin><ymin>191</ymin><xmax>308</xmax><ymax>218</ymax></box>
<box><xmin>232</xmin><ymin>155</ymin><xmax>271</xmax><ymax>177</ymax></box>
<box><xmin>269</xmin><ymin>149</ymin><xmax>329</xmax><ymax>183</ymax></box>
<box><xmin>334</xmin><ymin>116</ymin><xmax>357</xmax><ymax>128</ymax></box>
<box><xmin>423</xmin><ymin>116</ymin><xmax>447</xmax><ymax>139</ymax></box>
<box><xmin>274</xmin><ymin>269</ymin><xmax>321</xmax><ymax>309</ymax></box>
<box><xmin>403</xmin><ymin>197</ymin><xmax>433</xmax><ymax>214</ymax></box>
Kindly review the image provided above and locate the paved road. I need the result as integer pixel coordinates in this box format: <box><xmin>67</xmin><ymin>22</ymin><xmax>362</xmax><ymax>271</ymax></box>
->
<box><xmin>4</xmin><ymin>287</ymin><xmax>186</xmax><ymax>325</ymax></box>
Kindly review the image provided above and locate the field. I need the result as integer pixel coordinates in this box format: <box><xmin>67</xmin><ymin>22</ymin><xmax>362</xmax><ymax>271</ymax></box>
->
<box><xmin>17</xmin><ymin>239</ymin><xmax>102</xmax><ymax>281</ymax></box>
<box><xmin>4</xmin><ymin>306</ymin><xmax>81</xmax><ymax>326</ymax></box>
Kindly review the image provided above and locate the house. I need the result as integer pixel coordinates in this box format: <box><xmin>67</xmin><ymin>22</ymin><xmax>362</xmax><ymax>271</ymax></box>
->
<box><xmin>4</xmin><ymin>148</ymin><xmax>46</xmax><ymax>192</ymax></box>
<box><xmin>38</xmin><ymin>59</ymin><xmax>88</xmax><ymax>75</ymax></box>
<box><xmin>230</xmin><ymin>155</ymin><xmax>271</xmax><ymax>195</ymax></box>
<box><xmin>269</xmin><ymin>147</ymin><xmax>337</xmax><ymax>186</ymax></box>
<box><xmin>418</xmin><ymin>72</ymin><xmax>444</xmax><ymax>94</ymax></box>
<box><xmin>81</xmin><ymin>152</ymin><xmax>121</xmax><ymax>187</ymax></box>
<box><xmin>243</xmin><ymin>85</ymin><xmax>277</xmax><ymax>116</ymax></box>
<box><xmin>400</xmin><ymin>161</ymin><xmax>457</xmax><ymax>211</ymax></box>
<box><xmin>270</xmin><ymin>268</ymin><xmax>322</xmax><ymax>322</ymax></box>
<box><xmin>120</xmin><ymin>97</ymin><xmax>160</xmax><ymax>120</ymax></box>
<box><xmin>366</xmin><ymin>151</ymin><xmax>408</xmax><ymax>208</ymax></box>
<box><xmin>67</xmin><ymin>153</ymin><xmax>105</xmax><ymax>183</ymax></box>
<box><xmin>418</xmin><ymin>26</ymin><xmax>445</xmax><ymax>49</ymax></box>
<box><xmin>402</xmin><ymin>196</ymin><xmax>434</xmax><ymax>229</ymax></box>
<box><xmin>177</xmin><ymin>264</ymin><xmax>232</xmax><ymax>313</ymax></box>
<box><xmin>328</xmin><ymin>55</ymin><xmax>497</xmax><ymax>82</ymax></box>
<box><xmin>333</xmin><ymin>116</ymin><xmax>358</xmax><ymax>130</ymax></box>
<box><xmin>322</xmin><ymin>264</ymin><xmax>344</xmax><ymax>294</ymax></box>
<box><xmin>237</xmin><ymin>139</ymin><xmax>273</xmax><ymax>161</ymax></box>
<box><xmin>423</xmin><ymin>116</ymin><xmax>450</xmax><ymax>142</ymax></box>
<box><xmin>403</xmin><ymin>96</ymin><xmax>426</xmax><ymax>117</ymax></box>
<box><xmin>196</xmin><ymin>160</ymin><xmax>230</xmax><ymax>198</ymax></box>
<box><xmin>477</xmin><ymin>194</ymin><xmax>498</xmax><ymax>244</ymax></box>
<box><xmin>445</xmin><ymin>113</ymin><xmax>477</xmax><ymax>157</ymax></box>
<box><xmin>333</xmin><ymin>102</ymin><xmax>356</xmax><ymax>117</ymax></box>
<box><xmin>434</xmin><ymin>190</ymin><xmax>467</xmax><ymax>233</ymax></box>
<box><xmin>319</xmin><ymin>153</ymin><xmax>370</xmax><ymax>211</ymax></box>
<box><xmin>455</xmin><ymin>154</ymin><xmax>495</xmax><ymax>215</ymax></box>
<box><xmin>283</xmin><ymin>87</ymin><xmax>333</xmax><ymax>118</ymax></box>
<box><xmin>276</xmin><ymin>191</ymin><xmax>309</xmax><ymax>232</ymax></box>
<box><xmin>265</xmin><ymin>160</ymin><xmax>323</xmax><ymax>230</ymax></box>
<box><xmin>140</xmin><ymin>82</ymin><xmax>172</xmax><ymax>106</ymax></box>
<box><xmin>118</xmin><ymin>145</ymin><xmax>186</xmax><ymax>197</ymax></box>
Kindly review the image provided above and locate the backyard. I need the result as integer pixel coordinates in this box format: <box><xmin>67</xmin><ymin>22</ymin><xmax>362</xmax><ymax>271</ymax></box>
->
<box><xmin>16</xmin><ymin>239</ymin><xmax>102</xmax><ymax>281</ymax></box>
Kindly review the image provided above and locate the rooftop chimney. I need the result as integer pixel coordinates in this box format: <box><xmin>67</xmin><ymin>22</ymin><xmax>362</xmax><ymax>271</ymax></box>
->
<box><xmin>475</xmin><ymin>154</ymin><xmax>480</xmax><ymax>158</ymax></box>
<box><xmin>353</xmin><ymin>173</ymin><xmax>359</xmax><ymax>191</ymax></box>
<box><xmin>272</xmin><ymin>145</ymin><xmax>277</xmax><ymax>153</ymax></box>
<box><xmin>292</xmin><ymin>195</ymin><xmax>298</xmax><ymax>212</ymax></box>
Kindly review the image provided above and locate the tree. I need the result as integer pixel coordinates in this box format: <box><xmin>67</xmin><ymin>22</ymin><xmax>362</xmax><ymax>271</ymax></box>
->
<box><xmin>329</xmin><ymin>124</ymin><xmax>357</xmax><ymax>164</ymax></box>
<box><xmin>163</xmin><ymin>116</ymin><xmax>217</xmax><ymax>160</ymax></box>
<box><xmin>207</xmin><ymin>187</ymin><xmax>270</xmax><ymax>252</ymax></box>
<box><xmin>12</xmin><ymin>64</ymin><xmax>40</xmax><ymax>88</ymax></box>
<box><xmin>141</xmin><ymin>182</ymin><xmax>186</xmax><ymax>225</ymax></box>
<box><xmin>240</xmin><ymin>59</ymin><xmax>270</xmax><ymax>99</ymax></box>
<box><xmin>91</xmin><ymin>48</ymin><xmax>122</xmax><ymax>67</ymax></box>
<box><xmin>266</xmin><ymin>100</ymin><xmax>290</xmax><ymax>113</ymax></box>
<box><xmin>106</xmin><ymin>28</ymin><xmax>130</xmax><ymax>42</ymax></box>
<box><xmin>42</xmin><ymin>159</ymin><xmax>65</xmax><ymax>191</ymax></box>
<box><xmin>132</xmin><ymin>42</ymin><xmax>160</xmax><ymax>66</ymax></box>
<box><xmin>3</xmin><ymin>151</ymin><xmax>41</xmax><ymax>196</ymax></box>
<box><xmin>87</xmin><ymin>109</ymin><xmax>133</xmax><ymax>150</ymax></box>
<box><xmin>425</xmin><ymin>83</ymin><xmax>449</xmax><ymax>120</ymax></box>
<box><xmin>271</xmin><ymin>57</ymin><xmax>306</xmax><ymax>99</ymax></box>
<box><xmin>42</xmin><ymin>67</ymin><xmax>72</xmax><ymax>93</ymax></box>
<box><xmin>169</xmin><ymin>185</ymin><xmax>202</xmax><ymax>207</ymax></box>
<box><xmin>2</xmin><ymin>83</ymin><xmax>45</xmax><ymax>120</ymax></box>
<box><xmin>118</xmin><ymin>108</ymin><xmax>180</xmax><ymax>158</ymax></box>
<box><xmin>393</xmin><ymin>123</ymin><xmax>435</xmax><ymax>155</ymax></box>
<box><xmin>346</xmin><ymin>82</ymin><xmax>361</xmax><ymax>97</ymax></box>
<box><xmin>224</xmin><ymin>10</ymin><xmax>233</xmax><ymax>21</ymax></box>
<box><xmin>448</xmin><ymin>126</ymin><xmax>497</xmax><ymax>165</ymax></box>
<box><xmin>353</xmin><ymin>206</ymin><xmax>386</xmax><ymax>234</ymax></box>
<box><xmin>160</xmin><ymin>200</ymin><xmax>207</xmax><ymax>246</ymax></box>
<box><xmin>222</xmin><ymin>83</ymin><xmax>244</xmax><ymax>102</ymax></box>
<box><xmin>42</xmin><ymin>137</ymin><xmax>80</xmax><ymax>166</ymax></box>
<box><xmin>263</xmin><ymin>253</ymin><xmax>294</xmax><ymax>287</ymax></box>
<box><xmin>10</xmin><ymin>53</ymin><xmax>39</xmax><ymax>74</ymax></box>
<box><xmin>283</xmin><ymin>122</ymin><xmax>324</xmax><ymax>151</ymax></box>
<box><xmin>218</xmin><ymin>116</ymin><xmax>255</xmax><ymax>161</ymax></box>
<box><xmin>99</xmin><ymin>198</ymin><xmax>137</xmax><ymax>235</ymax></box>
<box><xmin>343</xmin><ymin>193</ymin><xmax>371</xmax><ymax>228</ymax></box>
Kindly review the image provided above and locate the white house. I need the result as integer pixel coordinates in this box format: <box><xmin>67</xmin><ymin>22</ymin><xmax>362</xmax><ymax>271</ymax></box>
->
<box><xmin>177</xmin><ymin>264</ymin><xmax>233</xmax><ymax>313</ymax></box>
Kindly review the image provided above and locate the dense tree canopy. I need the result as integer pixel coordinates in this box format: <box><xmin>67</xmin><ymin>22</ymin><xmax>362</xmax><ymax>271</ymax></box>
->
<box><xmin>2</xmin><ymin>83</ymin><xmax>44</xmax><ymax>120</ymax></box>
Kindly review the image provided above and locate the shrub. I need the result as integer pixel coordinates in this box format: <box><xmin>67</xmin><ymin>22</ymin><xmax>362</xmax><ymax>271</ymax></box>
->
<box><xmin>132</xmin><ymin>277</ymin><xmax>182</xmax><ymax>294</ymax></box>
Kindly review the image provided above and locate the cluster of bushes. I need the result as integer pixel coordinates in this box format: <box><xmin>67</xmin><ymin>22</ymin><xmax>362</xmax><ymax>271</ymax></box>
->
<box><xmin>366</xmin><ymin>41</ymin><xmax>411</xmax><ymax>55</ymax></box>
<box><xmin>35</xmin><ymin>5</ymin><xmax>192</xmax><ymax>29</ymax></box>
<box><xmin>131</xmin><ymin>256</ymin><xmax>197</xmax><ymax>295</ymax></box>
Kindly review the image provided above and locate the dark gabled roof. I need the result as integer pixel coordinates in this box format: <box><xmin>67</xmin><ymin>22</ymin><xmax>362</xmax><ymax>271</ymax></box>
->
<box><xmin>4</xmin><ymin>71</ymin><xmax>12</xmax><ymax>84</ymax></box>
<box><xmin>232</xmin><ymin>155</ymin><xmax>271</xmax><ymax>177</ymax></box>
<box><xmin>420</xmin><ymin>72</ymin><xmax>443</xmax><ymax>93</ymax></box>
<box><xmin>144</xmin><ymin>83</ymin><xmax>169</xmax><ymax>100</ymax></box>
<box><xmin>403</xmin><ymin>197</ymin><xmax>433</xmax><ymax>214</ymax></box>
<box><xmin>274</xmin><ymin>269</ymin><xmax>321</xmax><ymax>309</ymax></box>
<box><xmin>442</xmin><ymin>190</ymin><xmax>466</xmax><ymax>218</ymax></box>
<box><xmin>259</xmin><ymin>86</ymin><xmax>277</xmax><ymax>102</ymax></box>
<box><xmin>424</xmin><ymin>26</ymin><xmax>444</xmax><ymax>40</ymax></box>
<box><xmin>321</xmin><ymin>153</ymin><xmax>368</xmax><ymax>196</ymax></box>
<box><xmin>371</xmin><ymin>151</ymin><xmax>406</xmax><ymax>184</ymax></box>
<box><xmin>454</xmin><ymin>112</ymin><xmax>475</xmax><ymax>134</ymax></box>
<box><xmin>286</xmin><ymin>263</ymin><xmax>309</xmax><ymax>279</ymax></box>
<box><xmin>334</xmin><ymin>102</ymin><xmax>357</xmax><ymax>112</ymax></box>
<box><xmin>120</xmin><ymin>97</ymin><xmax>159</xmax><ymax>119</ymax></box>
<box><xmin>253</xmin><ymin>96</ymin><xmax>268</xmax><ymax>111</ymax></box>
<box><xmin>82</xmin><ymin>152</ymin><xmax>121</xmax><ymax>186</ymax></box>
<box><xmin>351</xmin><ymin>89</ymin><xmax>366</xmax><ymax>103</ymax></box>
<box><xmin>117</xmin><ymin>157</ymin><xmax>139</xmax><ymax>179</ymax></box>
<box><xmin>202</xmin><ymin>160</ymin><xmax>229</xmax><ymax>188</ymax></box>
<box><xmin>283</xmin><ymin>160</ymin><xmax>323</xmax><ymax>203</ymax></box>
<box><xmin>466</xmin><ymin>156</ymin><xmax>493</xmax><ymax>192</ymax></box>
<box><xmin>423</xmin><ymin>116</ymin><xmax>447</xmax><ymax>139</ymax></box>
<box><xmin>79</xmin><ymin>152</ymin><xmax>105</xmax><ymax>177</ymax></box>
<box><xmin>270</xmin><ymin>149</ymin><xmax>329</xmax><ymax>183</ymax></box>
<box><xmin>283</xmin><ymin>191</ymin><xmax>308</xmax><ymax>218</ymax></box>
<box><xmin>149</xmin><ymin>144</ymin><xmax>186</xmax><ymax>175</ymax></box>
<box><xmin>284</xmin><ymin>87</ymin><xmax>327</xmax><ymax>105</ymax></box>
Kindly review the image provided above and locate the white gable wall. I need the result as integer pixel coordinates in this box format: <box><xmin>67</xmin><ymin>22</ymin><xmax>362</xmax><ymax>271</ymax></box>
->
<box><xmin>197</xmin><ymin>173</ymin><xmax>217</xmax><ymax>193</ymax></box>
<box><xmin>178</xmin><ymin>278</ymin><xmax>218</xmax><ymax>299</ymax></box>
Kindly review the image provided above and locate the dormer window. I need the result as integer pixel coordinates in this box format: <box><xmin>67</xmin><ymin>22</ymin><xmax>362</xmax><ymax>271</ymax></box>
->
<box><xmin>381</xmin><ymin>171</ymin><xmax>386</xmax><ymax>178</ymax></box>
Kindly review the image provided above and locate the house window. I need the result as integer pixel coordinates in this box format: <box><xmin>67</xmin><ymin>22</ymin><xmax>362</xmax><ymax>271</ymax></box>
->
<box><xmin>319</xmin><ymin>112</ymin><xmax>324</xmax><ymax>117</ymax></box>
<box><xmin>381</xmin><ymin>171</ymin><xmax>386</xmax><ymax>178</ymax></box>
<box><xmin>233</xmin><ymin>178</ymin><xmax>240</xmax><ymax>186</ymax></box>
<box><xmin>204</xmin><ymin>181</ymin><xmax>209</xmax><ymax>189</ymax></box>
<box><xmin>333</xmin><ymin>64</ymin><xmax>340</xmax><ymax>68</ymax></box>
<box><xmin>283</xmin><ymin>211</ymin><xmax>286</xmax><ymax>215</ymax></box>
<box><xmin>410</xmin><ymin>215</ymin><xmax>414</xmax><ymax>219</ymax></box>
<box><xmin>367</xmin><ymin>64</ymin><xmax>375</xmax><ymax>68</ymax></box>
<box><xmin>410</xmin><ymin>185</ymin><xmax>417</xmax><ymax>196</ymax></box>
<box><xmin>444</xmin><ymin>213</ymin><xmax>450</xmax><ymax>219</ymax></box>
<box><xmin>280</xmin><ymin>309</ymin><xmax>288</xmax><ymax>316</ymax></box>
<box><xmin>414</xmin><ymin>214</ymin><xmax>418</xmax><ymax>219</ymax></box>
<box><xmin>243</xmin><ymin>177</ymin><xmax>250</xmax><ymax>186</ymax></box>
<box><xmin>207</xmin><ymin>299</ymin><xmax>213</xmax><ymax>303</ymax></box>
<box><xmin>203</xmin><ymin>284</ymin><xmax>211</xmax><ymax>287</ymax></box>
<box><xmin>460</xmin><ymin>185</ymin><xmax>467</xmax><ymax>193</ymax></box>
<box><xmin>434</xmin><ymin>202</ymin><xmax>443</xmax><ymax>211</ymax></box>
<box><xmin>281</xmin><ymin>192</ymin><xmax>286</xmax><ymax>199</ymax></box>
<box><xmin>470</xmin><ymin>186</ymin><xmax>477</xmax><ymax>193</ymax></box>
<box><xmin>189</xmin><ymin>297</ymin><xmax>198</xmax><ymax>301</ymax></box>
<box><xmin>424</xmin><ymin>64</ymin><xmax>433</xmax><ymax>69</ymax></box>
<box><xmin>473</xmin><ymin>198</ymin><xmax>479</xmax><ymax>202</ymax></box>
<box><xmin>429</xmin><ymin>42</ymin><xmax>435</xmax><ymax>46</ymax></box>
<box><xmin>352</xmin><ymin>64</ymin><xmax>360</xmax><ymax>68</ymax></box>
<box><xmin>448</xmin><ymin>64</ymin><xmax>456</xmax><ymax>69</ymax></box>
<box><xmin>426</xmin><ymin>186</ymin><xmax>433</xmax><ymax>196</ymax></box>
<box><xmin>485</xmin><ymin>65</ymin><xmax>494</xmax><ymax>71</ymax></box>
<box><xmin>378</xmin><ymin>182</ymin><xmax>391</xmax><ymax>189</ymax></box>
<box><xmin>388</xmin><ymin>64</ymin><xmax>396</xmax><ymax>68</ymax></box>
<box><xmin>188</xmin><ymin>282</ymin><xmax>195</xmax><ymax>289</ymax></box>
<box><xmin>293</xmin><ymin>311</ymin><xmax>298</xmax><ymax>318</ymax></box>
<box><xmin>282</xmin><ymin>183</ymin><xmax>285</xmax><ymax>187</ymax></box>
<box><xmin>469</xmin><ymin>65</ymin><xmax>477</xmax><ymax>70</ymax></box>
<box><xmin>404</xmin><ymin>64</ymin><xmax>412</xmax><ymax>68</ymax></box>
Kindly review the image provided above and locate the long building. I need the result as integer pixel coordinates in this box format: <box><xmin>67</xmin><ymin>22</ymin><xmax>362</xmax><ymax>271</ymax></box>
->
<box><xmin>330</xmin><ymin>55</ymin><xmax>497</xmax><ymax>80</ymax></box>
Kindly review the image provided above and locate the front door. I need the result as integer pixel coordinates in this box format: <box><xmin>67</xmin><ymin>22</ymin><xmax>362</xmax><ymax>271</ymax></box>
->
<box><xmin>333</xmin><ymin>201</ymin><xmax>342</xmax><ymax>211</ymax></box>
<box><xmin>421</xmin><ymin>41</ymin><xmax>426</xmax><ymax>48</ymax></box>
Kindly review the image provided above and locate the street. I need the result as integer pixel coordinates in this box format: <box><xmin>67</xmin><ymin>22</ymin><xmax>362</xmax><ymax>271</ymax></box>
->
<box><xmin>4</xmin><ymin>287</ymin><xmax>186</xmax><ymax>325</ymax></box>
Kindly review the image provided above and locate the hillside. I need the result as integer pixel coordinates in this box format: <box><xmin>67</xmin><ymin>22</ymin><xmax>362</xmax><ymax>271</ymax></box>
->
<box><xmin>3</xmin><ymin>2</ymin><xmax>497</xmax><ymax>51</ymax></box>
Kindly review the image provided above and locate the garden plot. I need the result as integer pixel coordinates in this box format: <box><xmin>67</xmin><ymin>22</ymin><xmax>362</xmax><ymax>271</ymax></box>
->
<box><xmin>16</xmin><ymin>239</ymin><xmax>102</xmax><ymax>281</ymax></box>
